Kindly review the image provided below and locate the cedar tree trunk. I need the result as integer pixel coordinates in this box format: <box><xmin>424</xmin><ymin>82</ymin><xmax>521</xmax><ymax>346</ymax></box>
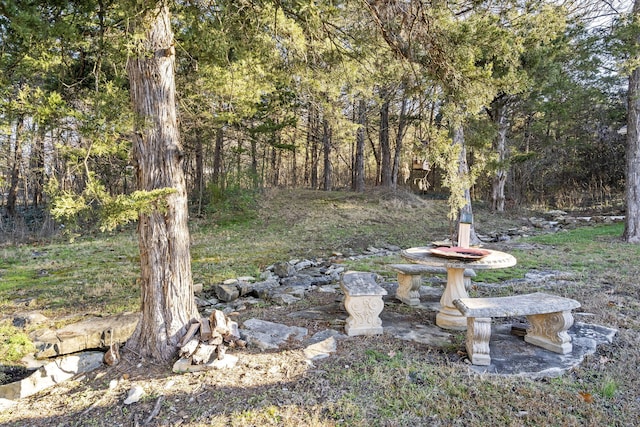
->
<box><xmin>125</xmin><ymin>2</ymin><xmax>198</xmax><ymax>362</ymax></box>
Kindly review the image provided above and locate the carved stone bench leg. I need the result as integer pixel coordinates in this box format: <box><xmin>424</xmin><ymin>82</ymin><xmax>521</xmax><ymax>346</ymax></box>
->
<box><xmin>343</xmin><ymin>294</ymin><xmax>385</xmax><ymax>336</ymax></box>
<box><xmin>396</xmin><ymin>272</ymin><xmax>421</xmax><ymax>306</ymax></box>
<box><xmin>525</xmin><ymin>310</ymin><xmax>574</xmax><ymax>354</ymax></box>
<box><xmin>466</xmin><ymin>317</ymin><xmax>492</xmax><ymax>365</ymax></box>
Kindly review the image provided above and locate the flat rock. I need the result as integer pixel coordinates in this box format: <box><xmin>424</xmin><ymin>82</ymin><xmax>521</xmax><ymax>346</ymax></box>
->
<box><xmin>467</xmin><ymin>322</ymin><xmax>617</xmax><ymax>378</ymax></box>
<box><xmin>273</xmin><ymin>261</ymin><xmax>296</xmax><ymax>278</ymax></box>
<box><xmin>12</xmin><ymin>312</ymin><xmax>49</xmax><ymax>328</ymax></box>
<box><xmin>123</xmin><ymin>385</ymin><xmax>145</xmax><ymax>404</ymax></box>
<box><xmin>246</xmin><ymin>280</ymin><xmax>281</xmax><ymax>299</ymax></box>
<box><xmin>31</xmin><ymin>312</ymin><xmax>140</xmax><ymax>358</ymax></box>
<box><xmin>213</xmin><ymin>284</ymin><xmax>240</xmax><ymax>302</ymax></box>
<box><xmin>304</xmin><ymin>336</ymin><xmax>337</xmax><ymax>361</ymax></box>
<box><xmin>240</xmin><ymin>319</ymin><xmax>307</xmax><ymax>351</ymax></box>
<box><xmin>0</xmin><ymin>351</ymin><xmax>104</xmax><ymax>400</ymax></box>
<box><xmin>293</xmin><ymin>304</ymin><xmax>616</xmax><ymax>379</ymax></box>
<box><xmin>382</xmin><ymin>312</ymin><xmax>453</xmax><ymax>348</ymax></box>
<box><xmin>306</xmin><ymin>329</ymin><xmax>347</xmax><ymax>345</ymax></box>
<box><xmin>270</xmin><ymin>293</ymin><xmax>301</xmax><ymax>305</ymax></box>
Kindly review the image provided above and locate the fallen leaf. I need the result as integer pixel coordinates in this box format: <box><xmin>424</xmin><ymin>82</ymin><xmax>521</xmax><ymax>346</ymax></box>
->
<box><xmin>579</xmin><ymin>391</ymin><xmax>593</xmax><ymax>403</ymax></box>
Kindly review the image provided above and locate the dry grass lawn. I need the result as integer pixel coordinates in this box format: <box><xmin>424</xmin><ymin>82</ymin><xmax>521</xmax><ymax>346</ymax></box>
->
<box><xmin>1</xmin><ymin>188</ymin><xmax>638</xmax><ymax>426</ymax></box>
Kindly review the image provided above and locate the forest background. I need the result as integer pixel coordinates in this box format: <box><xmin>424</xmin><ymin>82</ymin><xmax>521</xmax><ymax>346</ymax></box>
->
<box><xmin>0</xmin><ymin>0</ymin><xmax>633</xmax><ymax>235</ymax></box>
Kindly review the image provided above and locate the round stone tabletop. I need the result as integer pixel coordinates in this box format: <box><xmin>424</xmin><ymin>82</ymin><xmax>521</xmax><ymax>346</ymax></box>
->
<box><xmin>401</xmin><ymin>247</ymin><xmax>517</xmax><ymax>270</ymax></box>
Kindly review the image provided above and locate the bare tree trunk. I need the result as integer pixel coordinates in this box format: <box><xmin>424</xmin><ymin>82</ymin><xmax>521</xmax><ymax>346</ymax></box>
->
<box><xmin>625</xmin><ymin>0</ymin><xmax>640</xmax><ymax>242</ymax></box>
<box><xmin>194</xmin><ymin>131</ymin><xmax>204</xmax><ymax>215</ymax></box>
<box><xmin>310</xmin><ymin>110</ymin><xmax>319</xmax><ymax>190</ymax></box>
<box><xmin>392</xmin><ymin>97</ymin><xmax>408</xmax><ymax>190</ymax></box>
<box><xmin>212</xmin><ymin>127</ymin><xmax>223</xmax><ymax>185</ymax></box>
<box><xmin>453</xmin><ymin>125</ymin><xmax>480</xmax><ymax>245</ymax></box>
<box><xmin>250</xmin><ymin>138</ymin><xmax>258</xmax><ymax>187</ymax></box>
<box><xmin>6</xmin><ymin>116</ymin><xmax>24</xmax><ymax>217</ymax></box>
<box><xmin>124</xmin><ymin>2</ymin><xmax>197</xmax><ymax>362</ymax></box>
<box><xmin>379</xmin><ymin>92</ymin><xmax>392</xmax><ymax>187</ymax></box>
<box><xmin>236</xmin><ymin>137</ymin><xmax>243</xmax><ymax>183</ymax></box>
<box><xmin>292</xmin><ymin>141</ymin><xmax>298</xmax><ymax>187</ymax></box>
<box><xmin>30</xmin><ymin>130</ymin><xmax>45</xmax><ymax>209</ymax></box>
<box><xmin>491</xmin><ymin>99</ymin><xmax>509</xmax><ymax>212</ymax></box>
<box><xmin>271</xmin><ymin>144</ymin><xmax>279</xmax><ymax>187</ymax></box>
<box><xmin>322</xmin><ymin>119</ymin><xmax>332</xmax><ymax>191</ymax></box>
<box><xmin>354</xmin><ymin>99</ymin><xmax>366</xmax><ymax>192</ymax></box>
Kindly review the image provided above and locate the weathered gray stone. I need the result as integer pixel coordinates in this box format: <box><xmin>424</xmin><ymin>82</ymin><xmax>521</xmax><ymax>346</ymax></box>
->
<box><xmin>270</xmin><ymin>293</ymin><xmax>301</xmax><ymax>305</ymax></box>
<box><xmin>195</xmin><ymin>296</ymin><xmax>215</xmax><ymax>308</ymax></box>
<box><xmin>214</xmin><ymin>284</ymin><xmax>240</xmax><ymax>302</ymax></box>
<box><xmin>544</xmin><ymin>209</ymin><xmax>568</xmax><ymax>219</ymax></box>
<box><xmin>324</xmin><ymin>265</ymin><xmax>345</xmax><ymax>276</ymax></box>
<box><xmin>0</xmin><ymin>351</ymin><xmax>104</xmax><ymax>400</ymax></box>
<box><xmin>304</xmin><ymin>336</ymin><xmax>337</xmax><ymax>361</ymax></box>
<box><xmin>123</xmin><ymin>385</ymin><xmax>145</xmax><ymax>404</ymax></box>
<box><xmin>309</xmin><ymin>275</ymin><xmax>335</xmax><ymax>286</ymax></box>
<box><xmin>12</xmin><ymin>312</ymin><xmax>49</xmax><ymax>329</ymax></box>
<box><xmin>468</xmin><ymin>322</ymin><xmax>617</xmax><ymax>378</ymax></box>
<box><xmin>273</xmin><ymin>261</ymin><xmax>295</xmax><ymax>278</ymax></box>
<box><xmin>382</xmin><ymin>311</ymin><xmax>453</xmax><ymax>348</ymax></box>
<box><xmin>294</xmin><ymin>260</ymin><xmax>314</xmax><ymax>270</ymax></box>
<box><xmin>31</xmin><ymin>312</ymin><xmax>139</xmax><ymax>359</ymax></box>
<box><xmin>280</xmin><ymin>275</ymin><xmax>314</xmax><ymax>289</ymax></box>
<box><xmin>240</xmin><ymin>319</ymin><xmax>307</xmax><ymax>351</ymax></box>
<box><xmin>248</xmin><ymin>280</ymin><xmax>281</xmax><ymax>299</ymax></box>
<box><xmin>306</xmin><ymin>329</ymin><xmax>346</xmax><ymax>345</ymax></box>
<box><xmin>259</xmin><ymin>270</ymin><xmax>278</xmax><ymax>281</ymax></box>
<box><xmin>236</xmin><ymin>280</ymin><xmax>255</xmax><ymax>296</ymax></box>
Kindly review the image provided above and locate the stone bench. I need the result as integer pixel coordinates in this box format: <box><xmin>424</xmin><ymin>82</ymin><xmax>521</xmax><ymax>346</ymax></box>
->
<box><xmin>389</xmin><ymin>264</ymin><xmax>476</xmax><ymax>306</ymax></box>
<box><xmin>453</xmin><ymin>292</ymin><xmax>581</xmax><ymax>365</ymax></box>
<box><xmin>340</xmin><ymin>271</ymin><xmax>387</xmax><ymax>336</ymax></box>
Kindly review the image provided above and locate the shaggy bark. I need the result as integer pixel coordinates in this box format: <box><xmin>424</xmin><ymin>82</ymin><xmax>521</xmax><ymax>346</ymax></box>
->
<box><xmin>125</xmin><ymin>2</ymin><xmax>198</xmax><ymax>362</ymax></box>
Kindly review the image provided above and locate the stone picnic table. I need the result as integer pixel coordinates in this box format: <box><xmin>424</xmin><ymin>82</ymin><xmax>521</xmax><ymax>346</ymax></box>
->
<box><xmin>400</xmin><ymin>246</ymin><xmax>517</xmax><ymax>330</ymax></box>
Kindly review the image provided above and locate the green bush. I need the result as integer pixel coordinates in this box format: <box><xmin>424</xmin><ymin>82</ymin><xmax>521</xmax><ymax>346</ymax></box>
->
<box><xmin>0</xmin><ymin>323</ymin><xmax>36</xmax><ymax>364</ymax></box>
<box><xmin>204</xmin><ymin>182</ymin><xmax>260</xmax><ymax>226</ymax></box>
